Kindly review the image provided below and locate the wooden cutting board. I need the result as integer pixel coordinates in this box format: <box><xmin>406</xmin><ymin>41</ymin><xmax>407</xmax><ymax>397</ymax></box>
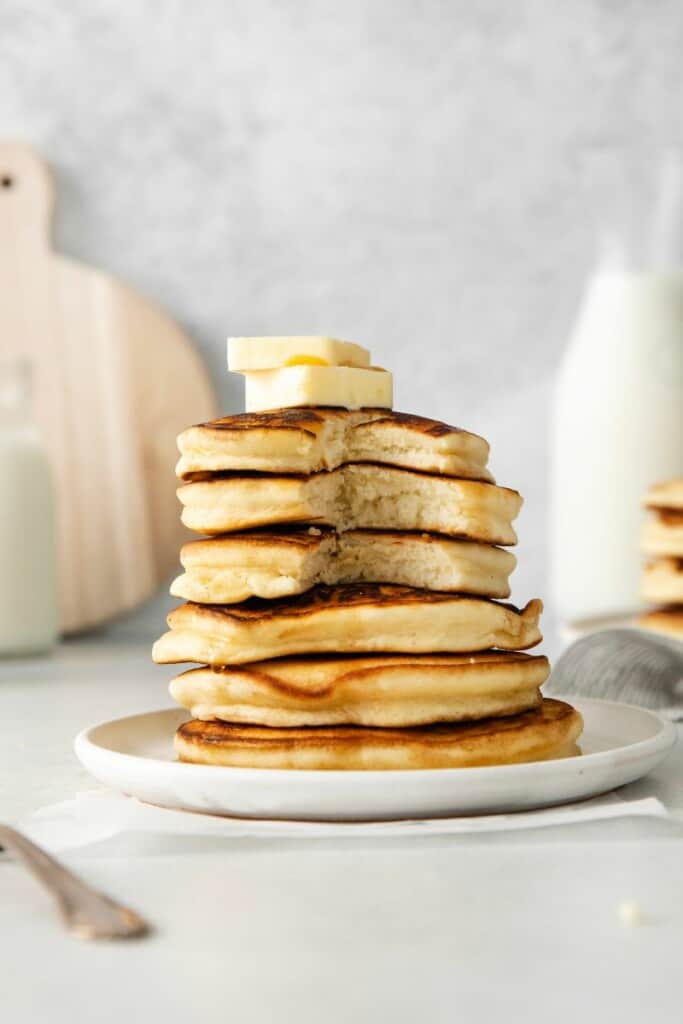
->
<box><xmin>0</xmin><ymin>141</ymin><xmax>217</xmax><ymax>633</ymax></box>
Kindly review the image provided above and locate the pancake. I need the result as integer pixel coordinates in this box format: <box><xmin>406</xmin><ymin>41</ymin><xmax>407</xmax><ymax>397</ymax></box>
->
<box><xmin>177</xmin><ymin>464</ymin><xmax>521</xmax><ymax>543</ymax></box>
<box><xmin>642</xmin><ymin>558</ymin><xmax>683</xmax><ymax>604</ymax></box>
<box><xmin>643</xmin><ymin>479</ymin><xmax>683</xmax><ymax>511</ymax></box>
<box><xmin>152</xmin><ymin>585</ymin><xmax>543</xmax><ymax>665</ymax></box>
<box><xmin>642</xmin><ymin>510</ymin><xmax>683</xmax><ymax>557</ymax></box>
<box><xmin>170</xmin><ymin>651</ymin><xmax>549</xmax><ymax>727</ymax></box>
<box><xmin>176</xmin><ymin>408</ymin><xmax>493</xmax><ymax>482</ymax></box>
<box><xmin>171</xmin><ymin>527</ymin><xmax>517</xmax><ymax>603</ymax></box>
<box><xmin>174</xmin><ymin>697</ymin><xmax>582</xmax><ymax>770</ymax></box>
<box><xmin>638</xmin><ymin>607</ymin><xmax>683</xmax><ymax>639</ymax></box>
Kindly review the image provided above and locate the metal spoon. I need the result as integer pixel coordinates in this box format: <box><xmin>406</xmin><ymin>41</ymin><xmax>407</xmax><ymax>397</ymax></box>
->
<box><xmin>0</xmin><ymin>824</ymin><xmax>149</xmax><ymax>940</ymax></box>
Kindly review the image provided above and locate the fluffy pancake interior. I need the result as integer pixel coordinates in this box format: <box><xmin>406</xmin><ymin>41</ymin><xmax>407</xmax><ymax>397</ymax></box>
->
<box><xmin>177</xmin><ymin>464</ymin><xmax>521</xmax><ymax>543</ymax></box>
<box><xmin>171</xmin><ymin>528</ymin><xmax>517</xmax><ymax>603</ymax></box>
<box><xmin>169</xmin><ymin>651</ymin><xmax>549</xmax><ymax>727</ymax></box>
<box><xmin>173</xmin><ymin>697</ymin><xmax>583</xmax><ymax>770</ymax></box>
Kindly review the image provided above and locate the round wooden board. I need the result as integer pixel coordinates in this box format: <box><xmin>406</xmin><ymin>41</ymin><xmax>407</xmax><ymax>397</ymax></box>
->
<box><xmin>0</xmin><ymin>141</ymin><xmax>217</xmax><ymax>633</ymax></box>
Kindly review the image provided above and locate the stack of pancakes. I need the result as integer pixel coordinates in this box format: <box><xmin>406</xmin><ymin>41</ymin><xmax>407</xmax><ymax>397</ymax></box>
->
<box><xmin>154</xmin><ymin>406</ymin><xmax>582</xmax><ymax>769</ymax></box>
<box><xmin>639</xmin><ymin>479</ymin><xmax>683</xmax><ymax>640</ymax></box>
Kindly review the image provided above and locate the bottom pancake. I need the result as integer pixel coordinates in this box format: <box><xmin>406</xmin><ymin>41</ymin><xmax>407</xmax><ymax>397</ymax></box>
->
<box><xmin>170</xmin><ymin>651</ymin><xmax>549</xmax><ymax>727</ymax></box>
<box><xmin>174</xmin><ymin>697</ymin><xmax>583</xmax><ymax>770</ymax></box>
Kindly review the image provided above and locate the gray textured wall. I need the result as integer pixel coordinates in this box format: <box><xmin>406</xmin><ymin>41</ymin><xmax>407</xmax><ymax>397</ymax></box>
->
<box><xmin>2</xmin><ymin>0</ymin><xmax>682</xmax><ymax>648</ymax></box>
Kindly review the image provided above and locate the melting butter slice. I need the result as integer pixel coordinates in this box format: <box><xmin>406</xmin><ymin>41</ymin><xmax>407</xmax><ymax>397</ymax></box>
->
<box><xmin>244</xmin><ymin>365</ymin><xmax>393</xmax><ymax>412</ymax></box>
<box><xmin>228</xmin><ymin>336</ymin><xmax>370</xmax><ymax>372</ymax></box>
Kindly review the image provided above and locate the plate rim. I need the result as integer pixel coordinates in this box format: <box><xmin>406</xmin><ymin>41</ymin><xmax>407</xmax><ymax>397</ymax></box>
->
<box><xmin>74</xmin><ymin>696</ymin><xmax>678</xmax><ymax>782</ymax></box>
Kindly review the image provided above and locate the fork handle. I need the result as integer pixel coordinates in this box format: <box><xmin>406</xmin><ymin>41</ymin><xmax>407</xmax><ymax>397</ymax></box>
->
<box><xmin>0</xmin><ymin>825</ymin><xmax>148</xmax><ymax>940</ymax></box>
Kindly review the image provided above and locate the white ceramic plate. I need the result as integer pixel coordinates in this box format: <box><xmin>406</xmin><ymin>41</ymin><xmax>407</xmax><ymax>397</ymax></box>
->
<box><xmin>74</xmin><ymin>697</ymin><xmax>677</xmax><ymax>822</ymax></box>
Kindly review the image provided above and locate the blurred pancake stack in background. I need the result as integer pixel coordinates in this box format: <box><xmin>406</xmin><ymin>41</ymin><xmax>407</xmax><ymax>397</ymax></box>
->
<box><xmin>639</xmin><ymin>479</ymin><xmax>683</xmax><ymax>640</ymax></box>
<box><xmin>153</xmin><ymin>337</ymin><xmax>582</xmax><ymax>770</ymax></box>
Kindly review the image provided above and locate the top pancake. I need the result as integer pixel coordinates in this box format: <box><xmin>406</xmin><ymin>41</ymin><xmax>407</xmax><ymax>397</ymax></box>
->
<box><xmin>176</xmin><ymin>407</ymin><xmax>493</xmax><ymax>482</ymax></box>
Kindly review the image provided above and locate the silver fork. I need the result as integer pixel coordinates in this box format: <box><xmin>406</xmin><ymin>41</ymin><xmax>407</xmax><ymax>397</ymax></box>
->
<box><xmin>0</xmin><ymin>824</ymin><xmax>149</xmax><ymax>940</ymax></box>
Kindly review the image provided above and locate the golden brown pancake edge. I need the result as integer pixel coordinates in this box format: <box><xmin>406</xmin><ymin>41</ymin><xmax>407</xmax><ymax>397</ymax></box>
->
<box><xmin>174</xmin><ymin>698</ymin><xmax>583</xmax><ymax>770</ymax></box>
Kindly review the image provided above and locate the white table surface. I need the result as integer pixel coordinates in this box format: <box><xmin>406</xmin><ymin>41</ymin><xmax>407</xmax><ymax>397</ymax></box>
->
<box><xmin>2</xmin><ymin>641</ymin><xmax>683</xmax><ymax>1024</ymax></box>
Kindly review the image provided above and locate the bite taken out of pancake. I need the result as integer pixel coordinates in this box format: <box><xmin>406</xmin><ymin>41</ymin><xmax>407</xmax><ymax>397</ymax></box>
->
<box><xmin>153</xmin><ymin>584</ymin><xmax>544</xmax><ymax>666</ymax></box>
<box><xmin>178</xmin><ymin>464</ymin><xmax>521</xmax><ymax>543</ymax></box>
<box><xmin>171</xmin><ymin>527</ymin><xmax>517</xmax><ymax>603</ymax></box>
<box><xmin>174</xmin><ymin>697</ymin><xmax>583</xmax><ymax>770</ymax></box>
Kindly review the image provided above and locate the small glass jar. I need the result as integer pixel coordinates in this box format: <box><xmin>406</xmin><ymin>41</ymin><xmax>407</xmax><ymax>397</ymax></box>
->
<box><xmin>0</xmin><ymin>360</ymin><xmax>58</xmax><ymax>655</ymax></box>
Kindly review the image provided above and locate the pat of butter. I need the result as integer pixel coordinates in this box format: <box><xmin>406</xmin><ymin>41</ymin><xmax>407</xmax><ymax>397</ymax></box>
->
<box><xmin>243</xmin><ymin>365</ymin><xmax>393</xmax><ymax>412</ymax></box>
<box><xmin>228</xmin><ymin>336</ymin><xmax>371</xmax><ymax>372</ymax></box>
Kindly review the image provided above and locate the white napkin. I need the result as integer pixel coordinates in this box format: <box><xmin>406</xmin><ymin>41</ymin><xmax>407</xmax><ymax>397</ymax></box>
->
<box><xmin>17</xmin><ymin>789</ymin><xmax>669</xmax><ymax>855</ymax></box>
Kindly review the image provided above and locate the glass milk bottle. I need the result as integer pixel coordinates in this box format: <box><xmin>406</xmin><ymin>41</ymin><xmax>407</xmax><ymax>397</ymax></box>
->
<box><xmin>550</xmin><ymin>153</ymin><xmax>683</xmax><ymax>630</ymax></box>
<box><xmin>0</xmin><ymin>360</ymin><xmax>58</xmax><ymax>654</ymax></box>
